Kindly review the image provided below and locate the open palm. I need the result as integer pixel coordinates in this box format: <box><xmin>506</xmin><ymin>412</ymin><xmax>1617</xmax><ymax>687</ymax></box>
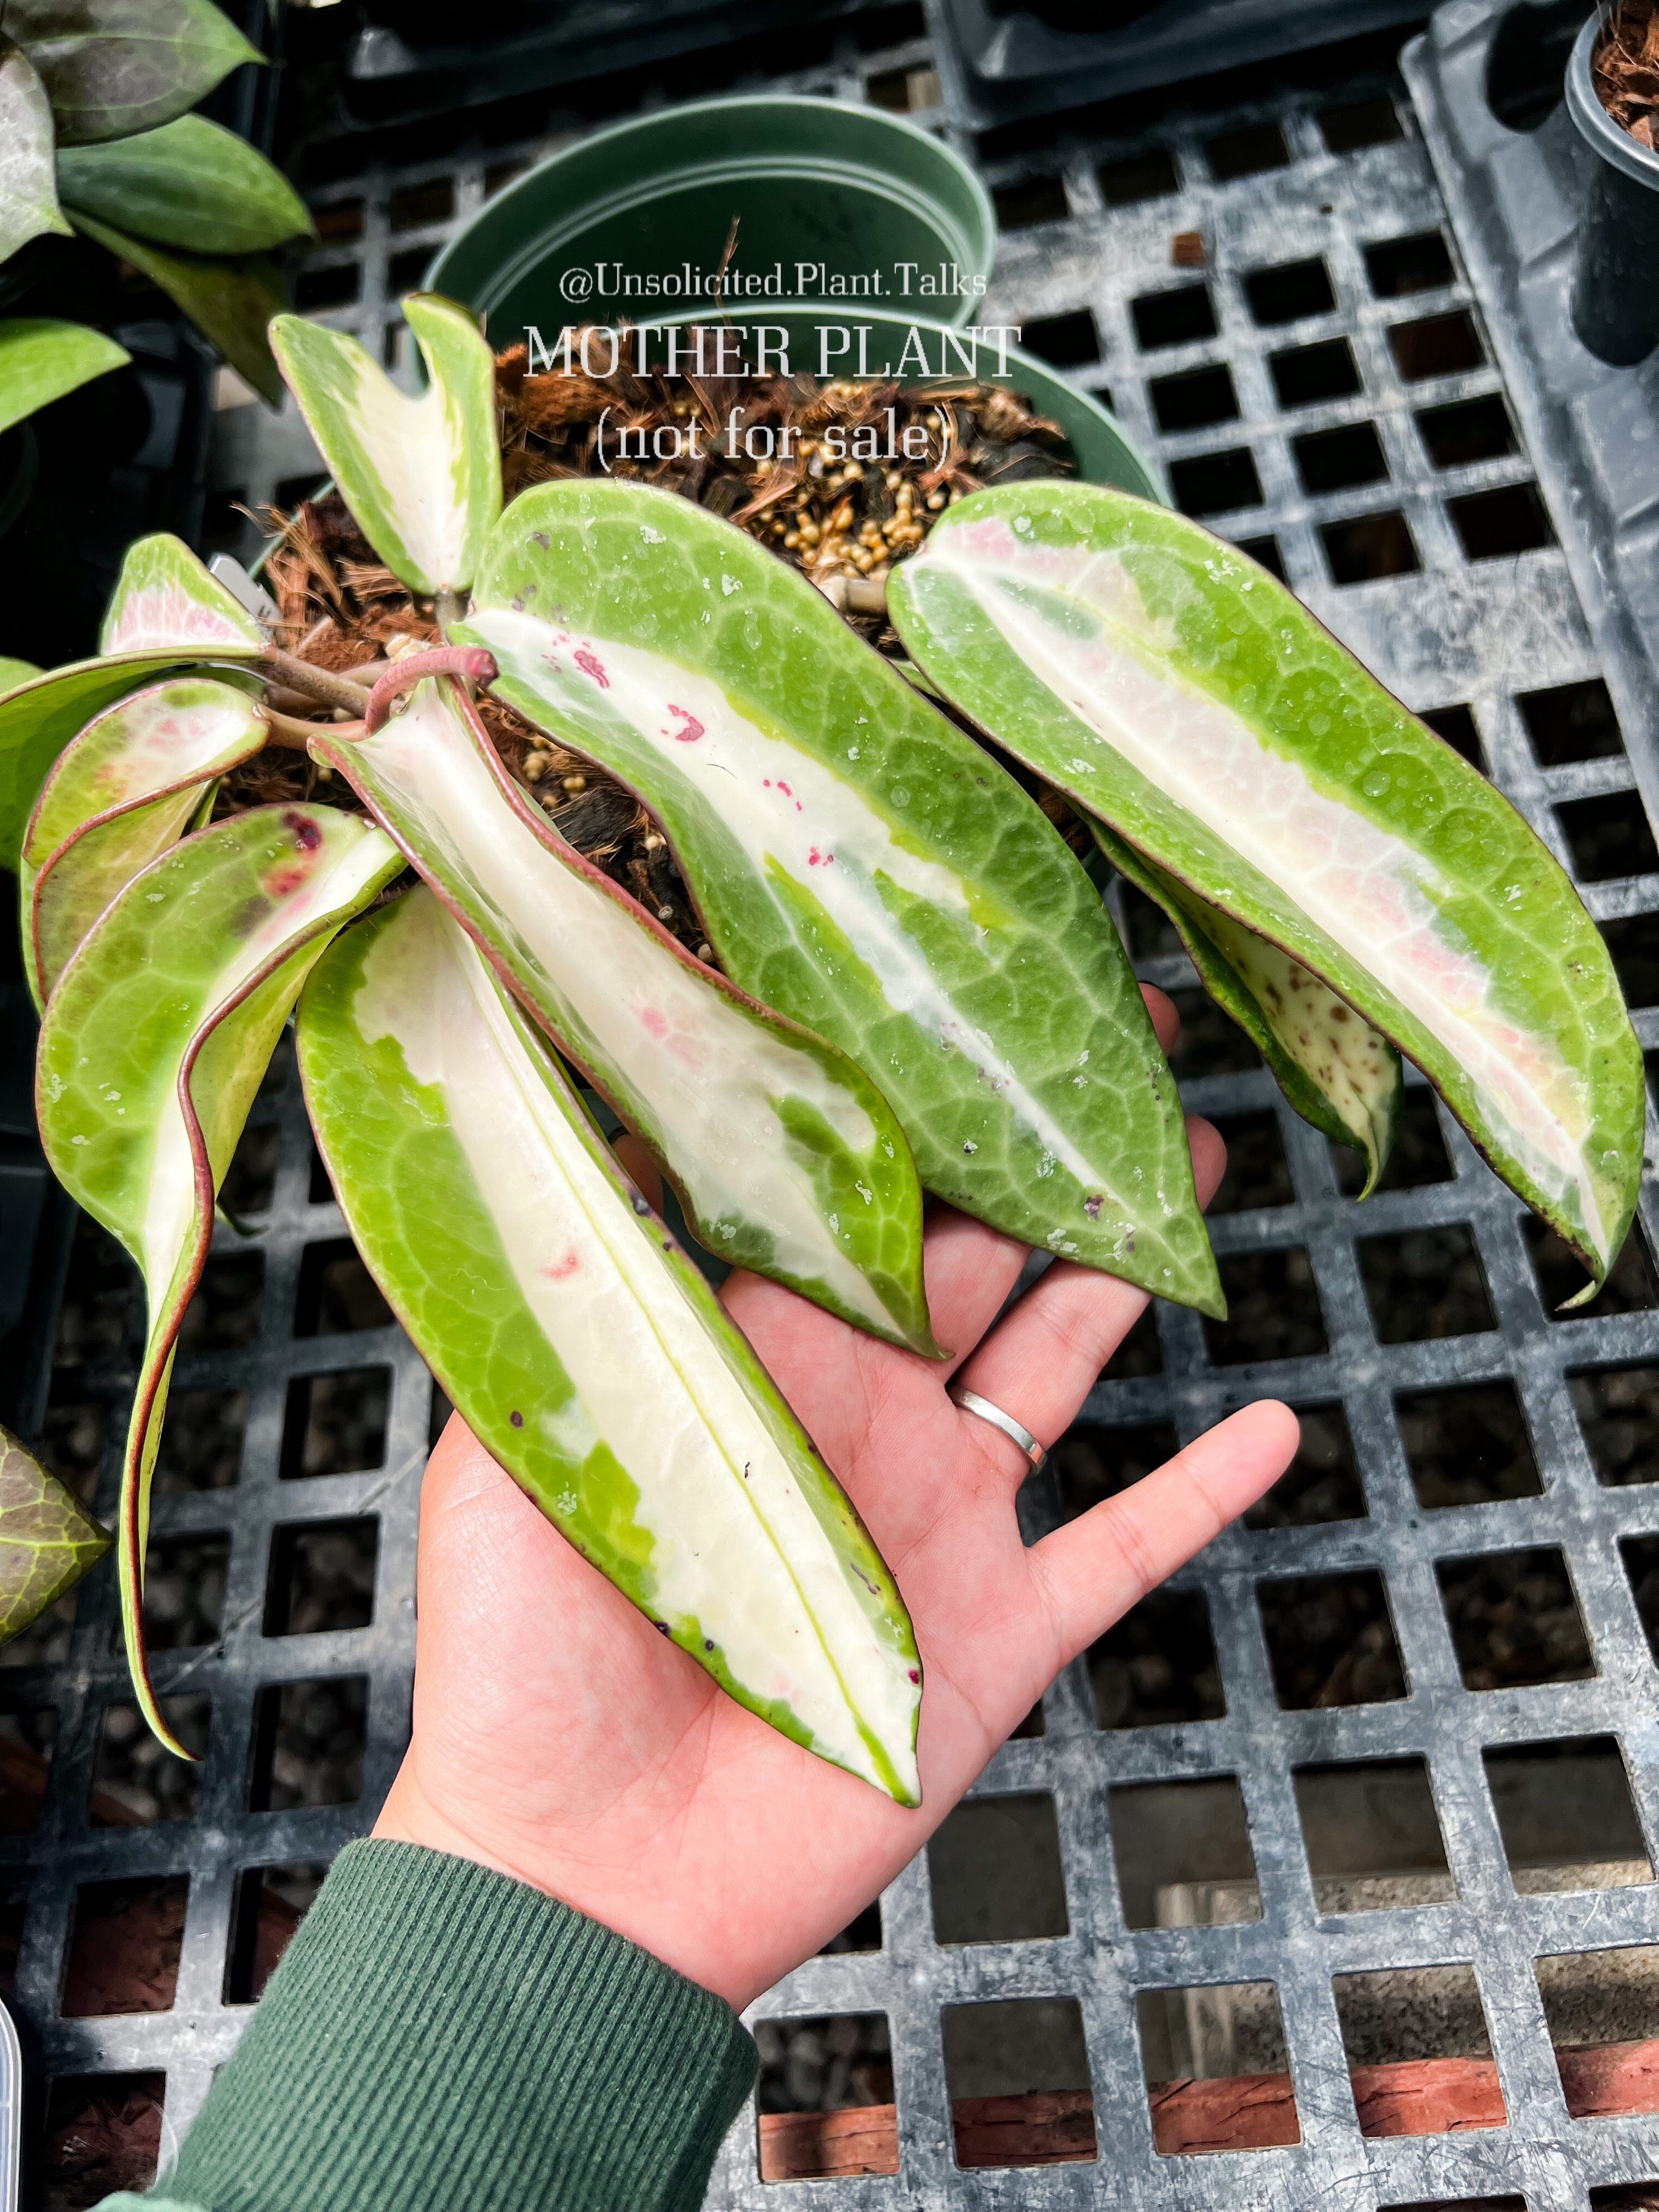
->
<box><xmin>375</xmin><ymin>991</ymin><xmax>1298</xmax><ymax>2010</ymax></box>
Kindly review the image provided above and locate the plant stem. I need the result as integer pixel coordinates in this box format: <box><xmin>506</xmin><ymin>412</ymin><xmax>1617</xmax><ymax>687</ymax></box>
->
<box><xmin>365</xmin><ymin>647</ymin><xmax>499</xmax><ymax>733</ymax></box>
<box><xmin>260</xmin><ymin>704</ymin><xmax>363</xmax><ymax>749</ymax></box>
<box><xmin>256</xmin><ymin>648</ymin><xmax>373</xmax><ymax>715</ymax></box>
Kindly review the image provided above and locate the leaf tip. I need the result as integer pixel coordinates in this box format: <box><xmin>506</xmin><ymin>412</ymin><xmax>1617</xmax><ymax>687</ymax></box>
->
<box><xmin>1558</xmin><ymin>1261</ymin><xmax>1609</xmax><ymax>1314</ymax></box>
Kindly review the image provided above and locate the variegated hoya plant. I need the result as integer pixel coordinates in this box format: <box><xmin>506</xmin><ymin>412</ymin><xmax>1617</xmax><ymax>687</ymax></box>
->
<box><xmin>6</xmin><ymin>294</ymin><xmax>1642</xmax><ymax>1805</ymax></box>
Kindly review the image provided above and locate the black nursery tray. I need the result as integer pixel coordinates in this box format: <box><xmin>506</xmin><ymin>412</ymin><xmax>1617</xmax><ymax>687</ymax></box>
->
<box><xmin>14</xmin><ymin>12</ymin><xmax>1659</xmax><ymax>2211</ymax></box>
<box><xmin>1402</xmin><ymin>0</ymin><xmax>1659</xmax><ymax>810</ymax></box>
<box><xmin>925</xmin><ymin>0</ymin><xmax>1434</xmax><ymax>130</ymax></box>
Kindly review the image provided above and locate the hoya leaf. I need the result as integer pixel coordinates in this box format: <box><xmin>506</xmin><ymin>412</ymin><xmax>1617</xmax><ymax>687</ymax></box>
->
<box><xmin>269</xmin><ymin>294</ymin><xmax>501</xmax><ymax>599</ymax></box>
<box><xmin>0</xmin><ymin>539</ymin><xmax>262</xmax><ymax>872</ymax></box>
<box><xmin>0</xmin><ymin>659</ymin><xmax>42</xmax><ymax>693</ymax></box>
<box><xmin>36</xmin><ymin>806</ymin><xmax>403</xmax><ymax>1751</ymax></box>
<box><xmin>21</xmin><ymin>675</ymin><xmax>267</xmax><ymax>1008</ymax></box>
<box><xmin>70</xmin><ymin>210</ymin><xmax>285</xmax><ymax>406</ymax></box>
<box><xmin>99</xmin><ymin>529</ymin><xmax>266</xmax><ymax>656</ymax></box>
<box><xmin>314</xmin><ymin>678</ymin><xmax>936</xmax><ymax>1353</ymax></box>
<box><xmin>0</xmin><ymin>40</ymin><xmax>72</xmax><ymax>262</ymax></box>
<box><xmin>297</xmin><ymin>885</ymin><xmax>922</xmax><ymax>1801</ymax></box>
<box><xmin>888</xmin><ymin>484</ymin><xmax>1644</xmax><ymax>1294</ymax></box>
<box><xmin>0</xmin><ymin>651</ymin><xmax>243</xmax><ymax>872</ymax></box>
<box><xmin>0</xmin><ymin>1424</ymin><xmax>111</xmax><ymax>1644</ymax></box>
<box><xmin>8</xmin><ymin>0</ymin><xmax>262</xmax><ymax>145</ymax></box>
<box><xmin>1093</xmin><ymin>820</ymin><xmax>1402</xmax><ymax>1188</ymax></box>
<box><xmin>0</xmin><ymin>315</ymin><xmax>129</xmax><ymax>439</ymax></box>
<box><xmin>462</xmin><ymin>481</ymin><xmax>1221</xmax><ymax>1315</ymax></box>
<box><xmin>57</xmin><ymin>111</ymin><xmax>313</xmax><ymax>256</ymax></box>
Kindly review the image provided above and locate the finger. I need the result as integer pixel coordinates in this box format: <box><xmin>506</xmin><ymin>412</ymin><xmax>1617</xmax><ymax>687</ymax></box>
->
<box><xmin>420</xmin><ymin>1412</ymin><xmax>555</xmax><ymax>1565</ymax></box>
<box><xmin>921</xmin><ymin>992</ymin><xmax>1183</xmax><ymax>1367</ymax></box>
<box><xmin>723</xmin><ymin>982</ymin><xmax>1183</xmax><ymax>1372</ymax></box>
<box><xmin>918</xmin><ymin>1205</ymin><xmax>1032</xmax><ymax>1369</ymax></box>
<box><xmin>612</xmin><ymin>1130</ymin><xmax>664</xmax><ymax>1215</ymax></box>
<box><xmin>1029</xmin><ymin>1401</ymin><xmax>1300</xmax><ymax>1662</ymax></box>
<box><xmin>951</xmin><ymin>1112</ymin><xmax>1224</xmax><ymax>1464</ymax></box>
<box><xmin>1142</xmin><ymin>981</ymin><xmax>1178</xmax><ymax>1056</ymax></box>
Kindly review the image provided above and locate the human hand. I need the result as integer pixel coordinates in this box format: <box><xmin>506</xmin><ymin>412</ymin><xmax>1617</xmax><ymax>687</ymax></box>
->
<box><xmin>374</xmin><ymin>988</ymin><xmax>1299</xmax><ymax>2010</ymax></box>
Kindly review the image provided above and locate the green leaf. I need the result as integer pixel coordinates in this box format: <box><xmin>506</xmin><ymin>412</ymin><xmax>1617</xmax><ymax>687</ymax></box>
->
<box><xmin>314</xmin><ymin>678</ymin><xmax>937</xmax><ymax>1353</ymax></box>
<box><xmin>37</xmin><ymin>806</ymin><xmax>403</xmax><ymax>1751</ymax></box>
<box><xmin>1092</xmin><ymin>820</ymin><xmax>1402</xmax><ymax>1189</ymax></box>
<box><xmin>0</xmin><ymin>315</ymin><xmax>129</xmax><ymax>438</ymax></box>
<box><xmin>297</xmin><ymin>885</ymin><xmax>922</xmax><ymax>1801</ymax></box>
<box><xmin>461</xmin><ymin>481</ymin><xmax>1221</xmax><ymax>1315</ymax></box>
<box><xmin>887</xmin><ymin>483</ymin><xmax>1644</xmax><ymax>1293</ymax></box>
<box><xmin>0</xmin><ymin>658</ymin><xmax>42</xmax><ymax>693</ymax></box>
<box><xmin>58</xmin><ymin>111</ymin><xmax>313</xmax><ymax>255</ymax></box>
<box><xmin>0</xmin><ymin>39</ymin><xmax>72</xmax><ymax>261</ymax></box>
<box><xmin>269</xmin><ymin>293</ymin><xmax>501</xmax><ymax>598</ymax></box>
<box><xmin>21</xmin><ymin>675</ymin><xmax>266</xmax><ymax>1008</ymax></box>
<box><xmin>0</xmin><ymin>1423</ymin><xmax>111</xmax><ymax>1644</ymax></box>
<box><xmin>69</xmin><ymin>210</ymin><xmax>285</xmax><ymax>406</ymax></box>
<box><xmin>0</xmin><ymin>536</ymin><xmax>262</xmax><ymax>871</ymax></box>
<box><xmin>8</xmin><ymin>0</ymin><xmax>262</xmax><ymax>145</ymax></box>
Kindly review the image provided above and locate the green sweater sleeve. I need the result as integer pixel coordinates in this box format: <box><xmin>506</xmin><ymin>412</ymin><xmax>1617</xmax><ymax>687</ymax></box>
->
<box><xmin>101</xmin><ymin>1839</ymin><xmax>757</xmax><ymax>2212</ymax></box>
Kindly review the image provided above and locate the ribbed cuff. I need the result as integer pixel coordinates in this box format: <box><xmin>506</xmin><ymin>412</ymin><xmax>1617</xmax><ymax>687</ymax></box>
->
<box><xmin>155</xmin><ymin>1839</ymin><xmax>757</xmax><ymax>2212</ymax></box>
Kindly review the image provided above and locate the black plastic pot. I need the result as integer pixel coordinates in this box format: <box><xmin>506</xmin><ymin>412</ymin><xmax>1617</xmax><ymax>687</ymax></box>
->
<box><xmin>1565</xmin><ymin>9</ymin><xmax>1659</xmax><ymax>366</ymax></box>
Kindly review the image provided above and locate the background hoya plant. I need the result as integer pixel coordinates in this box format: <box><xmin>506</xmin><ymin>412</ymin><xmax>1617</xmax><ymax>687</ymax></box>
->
<box><xmin>0</xmin><ymin>0</ymin><xmax>312</xmax><ymax>453</ymax></box>
<box><xmin>3</xmin><ymin>294</ymin><xmax>1644</xmax><ymax>1807</ymax></box>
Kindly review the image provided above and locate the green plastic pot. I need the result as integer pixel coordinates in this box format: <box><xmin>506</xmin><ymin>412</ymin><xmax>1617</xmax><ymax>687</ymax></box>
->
<box><xmin>427</xmin><ymin>95</ymin><xmax>996</xmax><ymax>338</ymax></box>
<box><xmin>264</xmin><ymin>311</ymin><xmax>1158</xmax><ymax>576</ymax></box>
<box><xmin>264</xmin><ymin>313</ymin><xmax>1160</xmax><ymax>576</ymax></box>
<box><xmin>648</xmin><ymin>305</ymin><xmax>1163</xmax><ymax>501</ymax></box>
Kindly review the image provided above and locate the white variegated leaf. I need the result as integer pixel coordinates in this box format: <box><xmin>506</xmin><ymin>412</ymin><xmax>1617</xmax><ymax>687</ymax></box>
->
<box><xmin>1094</xmin><ymin>820</ymin><xmax>1401</xmax><ymax>1188</ymax></box>
<box><xmin>100</xmin><ymin>530</ymin><xmax>266</xmax><ymax>656</ymax></box>
<box><xmin>36</xmin><ymin>808</ymin><xmax>404</xmax><ymax>1753</ymax></box>
<box><xmin>269</xmin><ymin>292</ymin><xmax>500</xmax><ymax>599</ymax></box>
<box><xmin>21</xmin><ymin>675</ymin><xmax>267</xmax><ymax>1008</ymax></box>
<box><xmin>889</xmin><ymin>485</ymin><xmax>1645</xmax><ymax>1294</ymax></box>
<box><xmin>313</xmin><ymin>678</ymin><xmax>936</xmax><ymax>1353</ymax></box>
<box><xmin>297</xmin><ymin>885</ymin><xmax>923</xmax><ymax>1801</ymax></box>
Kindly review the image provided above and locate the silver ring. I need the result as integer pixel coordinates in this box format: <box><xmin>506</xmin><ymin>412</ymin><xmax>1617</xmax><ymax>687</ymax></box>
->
<box><xmin>950</xmin><ymin>1386</ymin><xmax>1047</xmax><ymax>1472</ymax></box>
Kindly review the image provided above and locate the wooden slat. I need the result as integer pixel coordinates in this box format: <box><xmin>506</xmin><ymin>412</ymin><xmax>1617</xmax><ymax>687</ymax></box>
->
<box><xmin>953</xmin><ymin>2089</ymin><xmax>1098</xmax><ymax>2169</ymax></box>
<box><xmin>755</xmin><ymin>2035</ymin><xmax>1659</xmax><ymax>2180</ymax></box>
<box><xmin>1348</xmin><ymin>2057</ymin><xmax>1505</xmax><ymax>2138</ymax></box>
<box><xmin>758</xmin><ymin>2103</ymin><xmax>902</xmax><ymax>2181</ymax></box>
<box><xmin>1150</xmin><ymin>2069</ymin><xmax>1301</xmax><ymax>2153</ymax></box>
<box><xmin>1559</xmin><ymin>2035</ymin><xmax>1659</xmax><ymax>2119</ymax></box>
